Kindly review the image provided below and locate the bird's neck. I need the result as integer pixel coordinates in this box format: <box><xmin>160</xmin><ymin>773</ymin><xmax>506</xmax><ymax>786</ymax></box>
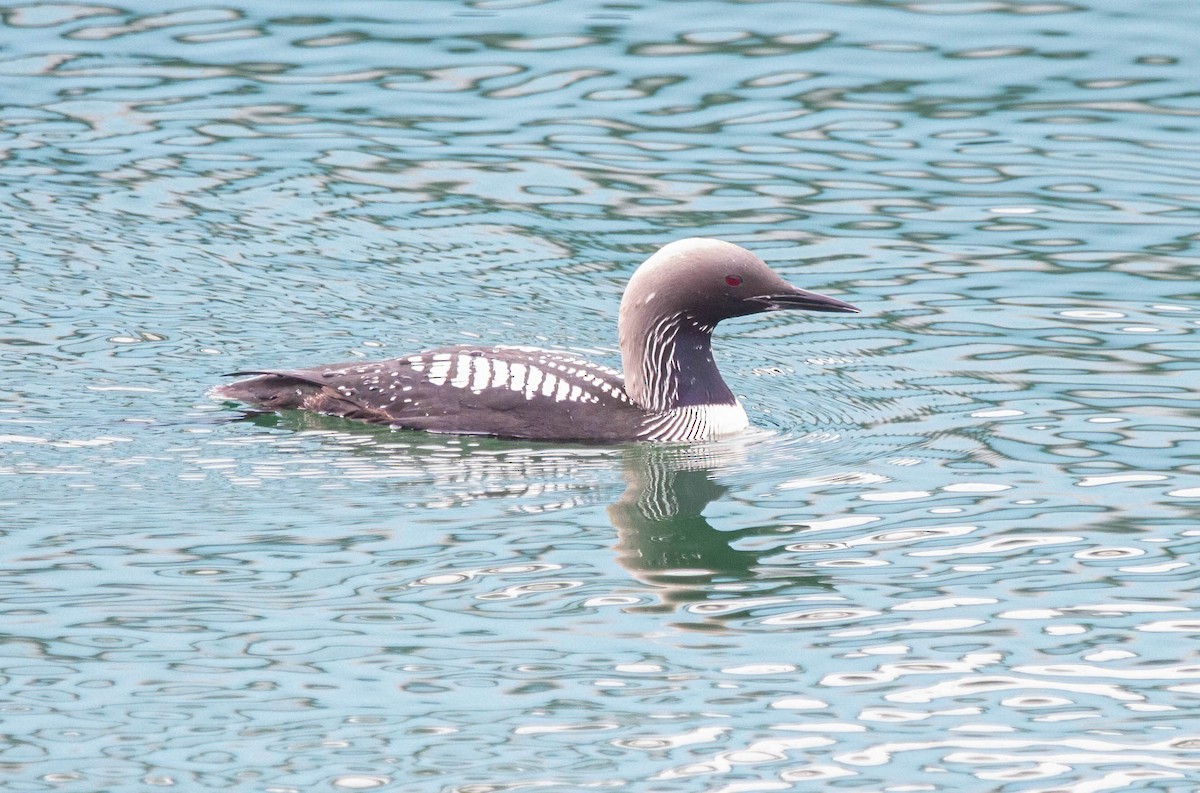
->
<box><xmin>620</xmin><ymin>313</ymin><xmax>736</xmax><ymax>413</ymax></box>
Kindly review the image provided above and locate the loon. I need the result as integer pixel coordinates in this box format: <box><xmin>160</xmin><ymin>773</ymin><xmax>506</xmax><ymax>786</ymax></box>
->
<box><xmin>214</xmin><ymin>238</ymin><xmax>859</xmax><ymax>443</ymax></box>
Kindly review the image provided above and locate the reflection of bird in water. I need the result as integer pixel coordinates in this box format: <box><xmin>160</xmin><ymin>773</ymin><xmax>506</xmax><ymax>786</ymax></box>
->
<box><xmin>215</xmin><ymin>238</ymin><xmax>858</xmax><ymax>442</ymax></box>
<box><xmin>609</xmin><ymin>442</ymin><xmax>831</xmax><ymax>616</ymax></box>
<box><xmin>224</xmin><ymin>413</ymin><xmax>832</xmax><ymax>619</ymax></box>
<box><xmin>229</xmin><ymin>410</ymin><xmax>621</xmax><ymax>512</ymax></box>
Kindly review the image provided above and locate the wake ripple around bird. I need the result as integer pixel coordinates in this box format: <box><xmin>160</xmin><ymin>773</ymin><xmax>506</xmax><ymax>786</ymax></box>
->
<box><xmin>745</xmin><ymin>359</ymin><xmax>990</xmax><ymax>474</ymax></box>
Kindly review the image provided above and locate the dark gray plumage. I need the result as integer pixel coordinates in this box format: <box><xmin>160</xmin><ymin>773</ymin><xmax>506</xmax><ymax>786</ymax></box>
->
<box><xmin>213</xmin><ymin>238</ymin><xmax>859</xmax><ymax>442</ymax></box>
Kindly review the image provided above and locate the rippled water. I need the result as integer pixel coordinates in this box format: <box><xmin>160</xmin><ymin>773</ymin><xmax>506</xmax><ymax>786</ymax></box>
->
<box><xmin>4</xmin><ymin>1</ymin><xmax>1200</xmax><ymax>790</ymax></box>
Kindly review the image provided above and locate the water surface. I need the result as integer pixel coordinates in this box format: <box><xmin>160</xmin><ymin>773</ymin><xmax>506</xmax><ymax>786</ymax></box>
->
<box><xmin>3</xmin><ymin>1</ymin><xmax>1200</xmax><ymax>790</ymax></box>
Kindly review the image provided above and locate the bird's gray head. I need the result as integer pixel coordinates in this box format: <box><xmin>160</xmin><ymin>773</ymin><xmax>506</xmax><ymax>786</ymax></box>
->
<box><xmin>619</xmin><ymin>238</ymin><xmax>858</xmax><ymax>332</ymax></box>
<box><xmin>618</xmin><ymin>238</ymin><xmax>859</xmax><ymax>412</ymax></box>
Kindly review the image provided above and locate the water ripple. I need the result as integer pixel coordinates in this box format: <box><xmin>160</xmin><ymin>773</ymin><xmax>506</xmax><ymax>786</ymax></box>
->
<box><xmin>3</xmin><ymin>0</ymin><xmax>1200</xmax><ymax>791</ymax></box>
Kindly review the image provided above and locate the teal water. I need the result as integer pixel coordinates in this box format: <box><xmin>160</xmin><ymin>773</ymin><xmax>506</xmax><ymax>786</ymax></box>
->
<box><xmin>3</xmin><ymin>1</ymin><xmax>1200</xmax><ymax>790</ymax></box>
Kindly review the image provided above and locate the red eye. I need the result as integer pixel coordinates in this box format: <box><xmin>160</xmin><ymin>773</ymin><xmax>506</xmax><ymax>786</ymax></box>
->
<box><xmin>725</xmin><ymin>275</ymin><xmax>742</xmax><ymax>287</ymax></box>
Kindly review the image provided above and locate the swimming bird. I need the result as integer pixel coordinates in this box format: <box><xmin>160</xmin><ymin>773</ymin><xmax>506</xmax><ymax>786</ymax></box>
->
<box><xmin>214</xmin><ymin>238</ymin><xmax>859</xmax><ymax>442</ymax></box>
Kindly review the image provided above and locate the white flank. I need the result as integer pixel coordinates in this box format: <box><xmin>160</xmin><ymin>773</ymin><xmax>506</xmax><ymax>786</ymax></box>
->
<box><xmin>426</xmin><ymin>358</ymin><xmax>452</xmax><ymax>386</ymax></box>
<box><xmin>524</xmin><ymin>365</ymin><xmax>542</xmax><ymax>399</ymax></box>
<box><xmin>509</xmin><ymin>362</ymin><xmax>527</xmax><ymax>390</ymax></box>
<box><xmin>406</xmin><ymin>348</ymin><xmax>626</xmax><ymax>407</ymax></box>
<box><xmin>470</xmin><ymin>356</ymin><xmax>492</xmax><ymax>391</ymax></box>
<box><xmin>490</xmin><ymin>359</ymin><xmax>509</xmax><ymax>388</ymax></box>
<box><xmin>450</xmin><ymin>355</ymin><xmax>473</xmax><ymax>389</ymax></box>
